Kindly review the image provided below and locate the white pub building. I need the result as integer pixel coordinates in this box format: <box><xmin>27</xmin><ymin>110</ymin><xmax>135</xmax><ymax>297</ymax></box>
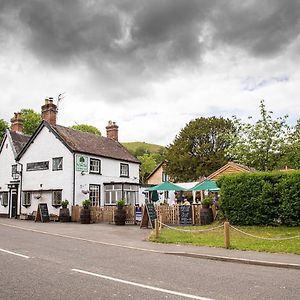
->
<box><xmin>0</xmin><ymin>98</ymin><xmax>140</xmax><ymax>218</ymax></box>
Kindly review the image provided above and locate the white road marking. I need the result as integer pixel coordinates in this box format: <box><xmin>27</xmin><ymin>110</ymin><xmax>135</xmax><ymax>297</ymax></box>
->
<box><xmin>0</xmin><ymin>248</ymin><xmax>30</xmax><ymax>259</ymax></box>
<box><xmin>72</xmin><ymin>268</ymin><xmax>214</xmax><ymax>300</ymax></box>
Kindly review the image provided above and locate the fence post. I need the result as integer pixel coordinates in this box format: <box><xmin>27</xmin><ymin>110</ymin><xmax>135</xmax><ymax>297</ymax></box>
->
<box><xmin>155</xmin><ymin>218</ymin><xmax>159</xmax><ymax>239</ymax></box>
<box><xmin>159</xmin><ymin>215</ymin><xmax>162</xmax><ymax>230</ymax></box>
<box><xmin>224</xmin><ymin>222</ymin><xmax>230</xmax><ymax>249</ymax></box>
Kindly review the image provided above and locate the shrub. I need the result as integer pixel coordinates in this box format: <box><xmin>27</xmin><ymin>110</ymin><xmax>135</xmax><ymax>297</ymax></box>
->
<box><xmin>218</xmin><ymin>171</ymin><xmax>300</xmax><ymax>226</ymax></box>
<box><xmin>82</xmin><ymin>199</ymin><xmax>91</xmax><ymax>209</ymax></box>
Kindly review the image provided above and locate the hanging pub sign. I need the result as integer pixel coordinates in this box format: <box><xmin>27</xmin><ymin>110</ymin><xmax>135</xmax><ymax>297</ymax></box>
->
<box><xmin>75</xmin><ymin>155</ymin><xmax>88</xmax><ymax>172</ymax></box>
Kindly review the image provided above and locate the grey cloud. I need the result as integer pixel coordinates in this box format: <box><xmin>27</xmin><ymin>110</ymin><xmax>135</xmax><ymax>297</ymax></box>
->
<box><xmin>211</xmin><ymin>0</ymin><xmax>300</xmax><ymax>57</ymax></box>
<box><xmin>1</xmin><ymin>0</ymin><xmax>299</xmax><ymax>100</ymax></box>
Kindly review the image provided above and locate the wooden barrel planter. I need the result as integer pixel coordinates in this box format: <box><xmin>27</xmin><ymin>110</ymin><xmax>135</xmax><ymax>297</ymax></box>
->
<box><xmin>59</xmin><ymin>208</ymin><xmax>70</xmax><ymax>222</ymax></box>
<box><xmin>200</xmin><ymin>206</ymin><xmax>213</xmax><ymax>225</ymax></box>
<box><xmin>114</xmin><ymin>207</ymin><xmax>126</xmax><ymax>225</ymax></box>
<box><xmin>80</xmin><ymin>208</ymin><xmax>91</xmax><ymax>224</ymax></box>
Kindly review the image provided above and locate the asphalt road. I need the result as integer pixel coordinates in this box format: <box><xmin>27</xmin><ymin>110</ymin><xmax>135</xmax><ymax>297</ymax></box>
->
<box><xmin>0</xmin><ymin>222</ymin><xmax>299</xmax><ymax>300</ymax></box>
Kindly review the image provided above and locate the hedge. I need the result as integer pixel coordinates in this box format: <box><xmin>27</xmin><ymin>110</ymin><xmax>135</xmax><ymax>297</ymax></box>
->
<box><xmin>217</xmin><ymin>171</ymin><xmax>300</xmax><ymax>226</ymax></box>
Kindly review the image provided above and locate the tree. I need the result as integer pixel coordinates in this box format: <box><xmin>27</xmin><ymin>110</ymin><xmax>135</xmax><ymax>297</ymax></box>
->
<box><xmin>227</xmin><ymin>100</ymin><xmax>290</xmax><ymax>171</ymax></box>
<box><xmin>278</xmin><ymin>119</ymin><xmax>300</xmax><ymax>169</ymax></box>
<box><xmin>71</xmin><ymin>124</ymin><xmax>101</xmax><ymax>136</ymax></box>
<box><xmin>165</xmin><ymin>117</ymin><xmax>234</xmax><ymax>182</ymax></box>
<box><xmin>20</xmin><ymin>109</ymin><xmax>42</xmax><ymax>135</ymax></box>
<box><xmin>0</xmin><ymin>119</ymin><xmax>8</xmax><ymax>143</ymax></box>
<box><xmin>138</xmin><ymin>153</ymin><xmax>158</xmax><ymax>183</ymax></box>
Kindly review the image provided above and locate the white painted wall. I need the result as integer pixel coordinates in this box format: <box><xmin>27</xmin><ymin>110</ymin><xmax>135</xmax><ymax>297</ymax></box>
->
<box><xmin>19</xmin><ymin>125</ymin><xmax>140</xmax><ymax>214</ymax></box>
<box><xmin>74</xmin><ymin>156</ymin><xmax>140</xmax><ymax>206</ymax></box>
<box><xmin>19</xmin><ymin>126</ymin><xmax>73</xmax><ymax>216</ymax></box>
<box><xmin>0</xmin><ymin>135</ymin><xmax>15</xmax><ymax>216</ymax></box>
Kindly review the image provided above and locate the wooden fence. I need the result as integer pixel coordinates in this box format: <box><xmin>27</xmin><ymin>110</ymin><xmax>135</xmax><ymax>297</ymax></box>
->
<box><xmin>71</xmin><ymin>204</ymin><xmax>216</xmax><ymax>225</ymax></box>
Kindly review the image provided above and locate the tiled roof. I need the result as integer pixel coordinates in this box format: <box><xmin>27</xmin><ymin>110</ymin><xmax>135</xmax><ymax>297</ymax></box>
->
<box><xmin>52</xmin><ymin>124</ymin><xmax>140</xmax><ymax>163</ymax></box>
<box><xmin>9</xmin><ymin>131</ymin><xmax>31</xmax><ymax>155</ymax></box>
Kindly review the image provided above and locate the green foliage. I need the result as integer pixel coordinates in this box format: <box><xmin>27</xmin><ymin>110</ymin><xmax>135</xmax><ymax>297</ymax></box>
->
<box><xmin>226</xmin><ymin>100</ymin><xmax>290</xmax><ymax>171</ymax></box>
<box><xmin>61</xmin><ymin>199</ymin><xmax>69</xmax><ymax>208</ymax></box>
<box><xmin>123</xmin><ymin>142</ymin><xmax>166</xmax><ymax>184</ymax></box>
<box><xmin>20</xmin><ymin>109</ymin><xmax>42</xmax><ymax>135</ymax></box>
<box><xmin>82</xmin><ymin>199</ymin><xmax>91</xmax><ymax>209</ymax></box>
<box><xmin>218</xmin><ymin>171</ymin><xmax>300</xmax><ymax>226</ymax></box>
<box><xmin>138</xmin><ymin>154</ymin><xmax>158</xmax><ymax>183</ymax></box>
<box><xmin>116</xmin><ymin>199</ymin><xmax>125</xmax><ymax>208</ymax></box>
<box><xmin>0</xmin><ymin>119</ymin><xmax>8</xmax><ymax>143</ymax></box>
<box><xmin>71</xmin><ymin>124</ymin><xmax>101</xmax><ymax>135</ymax></box>
<box><xmin>122</xmin><ymin>142</ymin><xmax>164</xmax><ymax>155</ymax></box>
<box><xmin>165</xmin><ymin>117</ymin><xmax>234</xmax><ymax>181</ymax></box>
<box><xmin>201</xmin><ymin>196</ymin><xmax>213</xmax><ymax>206</ymax></box>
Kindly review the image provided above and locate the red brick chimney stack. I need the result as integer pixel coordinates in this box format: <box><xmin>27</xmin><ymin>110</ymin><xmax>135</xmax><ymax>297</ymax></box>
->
<box><xmin>106</xmin><ymin>120</ymin><xmax>119</xmax><ymax>141</ymax></box>
<box><xmin>11</xmin><ymin>112</ymin><xmax>23</xmax><ymax>133</ymax></box>
<box><xmin>41</xmin><ymin>97</ymin><xmax>57</xmax><ymax>126</ymax></box>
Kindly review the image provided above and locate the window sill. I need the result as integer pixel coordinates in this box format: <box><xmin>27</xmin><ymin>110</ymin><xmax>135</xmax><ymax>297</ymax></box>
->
<box><xmin>120</xmin><ymin>175</ymin><xmax>129</xmax><ymax>178</ymax></box>
<box><xmin>52</xmin><ymin>205</ymin><xmax>61</xmax><ymax>209</ymax></box>
<box><xmin>22</xmin><ymin>204</ymin><xmax>31</xmax><ymax>208</ymax></box>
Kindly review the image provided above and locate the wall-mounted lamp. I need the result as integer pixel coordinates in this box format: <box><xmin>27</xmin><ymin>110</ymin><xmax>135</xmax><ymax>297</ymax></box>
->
<box><xmin>81</xmin><ymin>171</ymin><xmax>87</xmax><ymax>176</ymax></box>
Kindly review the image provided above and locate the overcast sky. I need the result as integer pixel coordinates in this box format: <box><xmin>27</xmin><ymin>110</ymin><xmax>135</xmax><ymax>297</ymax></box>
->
<box><xmin>1</xmin><ymin>0</ymin><xmax>300</xmax><ymax>145</ymax></box>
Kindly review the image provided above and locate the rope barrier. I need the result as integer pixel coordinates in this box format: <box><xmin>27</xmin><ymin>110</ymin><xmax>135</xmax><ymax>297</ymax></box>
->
<box><xmin>158</xmin><ymin>221</ymin><xmax>224</xmax><ymax>233</ymax></box>
<box><xmin>230</xmin><ymin>225</ymin><xmax>300</xmax><ymax>241</ymax></box>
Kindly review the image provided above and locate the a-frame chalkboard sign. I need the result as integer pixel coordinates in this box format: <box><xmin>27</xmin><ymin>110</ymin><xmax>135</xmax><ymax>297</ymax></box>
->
<box><xmin>35</xmin><ymin>203</ymin><xmax>50</xmax><ymax>222</ymax></box>
<box><xmin>140</xmin><ymin>203</ymin><xmax>157</xmax><ymax>229</ymax></box>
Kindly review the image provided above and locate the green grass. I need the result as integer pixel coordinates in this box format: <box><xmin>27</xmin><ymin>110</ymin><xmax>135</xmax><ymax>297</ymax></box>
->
<box><xmin>122</xmin><ymin>141</ymin><xmax>164</xmax><ymax>153</ymax></box>
<box><xmin>149</xmin><ymin>224</ymin><xmax>300</xmax><ymax>255</ymax></box>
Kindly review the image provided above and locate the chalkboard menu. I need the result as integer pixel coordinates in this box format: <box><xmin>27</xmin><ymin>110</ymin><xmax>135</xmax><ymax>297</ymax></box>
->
<box><xmin>179</xmin><ymin>205</ymin><xmax>192</xmax><ymax>225</ymax></box>
<box><xmin>35</xmin><ymin>203</ymin><xmax>50</xmax><ymax>222</ymax></box>
<box><xmin>140</xmin><ymin>203</ymin><xmax>157</xmax><ymax>229</ymax></box>
<box><xmin>146</xmin><ymin>203</ymin><xmax>157</xmax><ymax>221</ymax></box>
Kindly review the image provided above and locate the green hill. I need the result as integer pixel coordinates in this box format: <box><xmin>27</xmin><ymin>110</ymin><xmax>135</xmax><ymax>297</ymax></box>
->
<box><xmin>122</xmin><ymin>142</ymin><xmax>165</xmax><ymax>155</ymax></box>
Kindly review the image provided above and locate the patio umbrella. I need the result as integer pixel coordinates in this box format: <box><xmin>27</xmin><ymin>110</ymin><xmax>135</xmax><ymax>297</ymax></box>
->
<box><xmin>147</xmin><ymin>181</ymin><xmax>186</xmax><ymax>191</ymax></box>
<box><xmin>190</xmin><ymin>179</ymin><xmax>220</xmax><ymax>191</ymax></box>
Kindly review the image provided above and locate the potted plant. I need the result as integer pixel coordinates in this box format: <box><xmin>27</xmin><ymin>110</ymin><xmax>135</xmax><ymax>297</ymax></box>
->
<box><xmin>200</xmin><ymin>196</ymin><xmax>213</xmax><ymax>225</ymax></box>
<box><xmin>201</xmin><ymin>196</ymin><xmax>213</xmax><ymax>208</ymax></box>
<box><xmin>59</xmin><ymin>199</ymin><xmax>70</xmax><ymax>222</ymax></box>
<box><xmin>80</xmin><ymin>199</ymin><xmax>91</xmax><ymax>224</ymax></box>
<box><xmin>114</xmin><ymin>199</ymin><xmax>126</xmax><ymax>225</ymax></box>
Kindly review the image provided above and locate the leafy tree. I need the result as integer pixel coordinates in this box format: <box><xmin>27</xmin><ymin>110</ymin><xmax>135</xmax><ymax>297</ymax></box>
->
<box><xmin>138</xmin><ymin>153</ymin><xmax>158</xmax><ymax>183</ymax></box>
<box><xmin>71</xmin><ymin>124</ymin><xmax>101</xmax><ymax>135</ymax></box>
<box><xmin>278</xmin><ymin>119</ymin><xmax>300</xmax><ymax>169</ymax></box>
<box><xmin>227</xmin><ymin>100</ymin><xmax>290</xmax><ymax>171</ymax></box>
<box><xmin>20</xmin><ymin>109</ymin><xmax>42</xmax><ymax>135</ymax></box>
<box><xmin>165</xmin><ymin>117</ymin><xmax>234</xmax><ymax>182</ymax></box>
<box><xmin>0</xmin><ymin>119</ymin><xmax>8</xmax><ymax>143</ymax></box>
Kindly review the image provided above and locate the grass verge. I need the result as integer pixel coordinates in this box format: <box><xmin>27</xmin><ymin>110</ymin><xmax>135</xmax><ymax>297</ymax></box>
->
<box><xmin>149</xmin><ymin>223</ymin><xmax>300</xmax><ymax>255</ymax></box>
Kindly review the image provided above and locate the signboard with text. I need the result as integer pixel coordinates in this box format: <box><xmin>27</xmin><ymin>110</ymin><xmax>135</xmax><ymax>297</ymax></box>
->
<box><xmin>75</xmin><ymin>155</ymin><xmax>88</xmax><ymax>172</ymax></box>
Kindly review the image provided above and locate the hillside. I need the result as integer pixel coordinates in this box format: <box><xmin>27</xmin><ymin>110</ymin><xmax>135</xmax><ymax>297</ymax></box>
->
<box><xmin>122</xmin><ymin>142</ymin><xmax>165</xmax><ymax>154</ymax></box>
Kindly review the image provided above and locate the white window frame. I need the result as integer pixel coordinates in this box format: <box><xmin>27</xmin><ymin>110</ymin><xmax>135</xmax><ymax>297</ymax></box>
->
<box><xmin>52</xmin><ymin>157</ymin><xmax>63</xmax><ymax>171</ymax></box>
<box><xmin>120</xmin><ymin>163</ymin><xmax>129</xmax><ymax>177</ymax></box>
<box><xmin>0</xmin><ymin>192</ymin><xmax>8</xmax><ymax>207</ymax></box>
<box><xmin>22</xmin><ymin>192</ymin><xmax>31</xmax><ymax>207</ymax></box>
<box><xmin>89</xmin><ymin>158</ymin><xmax>101</xmax><ymax>174</ymax></box>
<box><xmin>89</xmin><ymin>184</ymin><xmax>100</xmax><ymax>206</ymax></box>
<box><xmin>52</xmin><ymin>190</ymin><xmax>62</xmax><ymax>207</ymax></box>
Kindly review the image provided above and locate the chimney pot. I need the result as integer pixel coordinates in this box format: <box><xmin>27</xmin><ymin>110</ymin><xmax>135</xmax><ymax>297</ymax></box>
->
<box><xmin>42</xmin><ymin>97</ymin><xmax>57</xmax><ymax>126</ymax></box>
<box><xmin>106</xmin><ymin>120</ymin><xmax>119</xmax><ymax>141</ymax></box>
<box><xmin>11</xmin><ymin>112</ymin><xmax>23</xmax><ymax>133</ymax></box>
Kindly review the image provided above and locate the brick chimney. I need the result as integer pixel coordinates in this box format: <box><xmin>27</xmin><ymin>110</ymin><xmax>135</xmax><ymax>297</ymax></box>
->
<box><xmin>41</xmin><ymin>97</ymin><xmax>57</xmax><ymax>125</ymax></box>
<box><xmin>106</xmin><ymin>120</ymin><xmax>119</xmax><ymax>141</ymax></box>
<box><xmin>11</xmin><ymin>112</ymin><xmax>23</xmax><ymax>133</ymax></box>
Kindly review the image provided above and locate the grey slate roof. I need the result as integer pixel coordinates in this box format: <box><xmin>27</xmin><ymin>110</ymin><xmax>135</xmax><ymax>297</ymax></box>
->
<box><xmin>9</xmin><ymin>131</ymin><xmax>31</xmax><ymax>155</ymax></box>
<box><xmin>52</xmin><ymin>124</ymin><xmax>140</xmax><ymax>164</ymax></box>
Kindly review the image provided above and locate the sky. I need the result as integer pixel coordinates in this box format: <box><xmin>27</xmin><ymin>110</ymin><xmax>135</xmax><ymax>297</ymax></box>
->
<box><xmin>1</xmin><ymin>0</ymin><xmax>300</xmax><ymax>146</ymax></box>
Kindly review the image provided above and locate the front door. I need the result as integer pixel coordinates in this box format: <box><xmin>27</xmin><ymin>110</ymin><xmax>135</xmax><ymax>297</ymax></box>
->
<box><xmin>11</xmin><ymin>191</ymin><xmax>18</xmax><ymax>218</ymax></box>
